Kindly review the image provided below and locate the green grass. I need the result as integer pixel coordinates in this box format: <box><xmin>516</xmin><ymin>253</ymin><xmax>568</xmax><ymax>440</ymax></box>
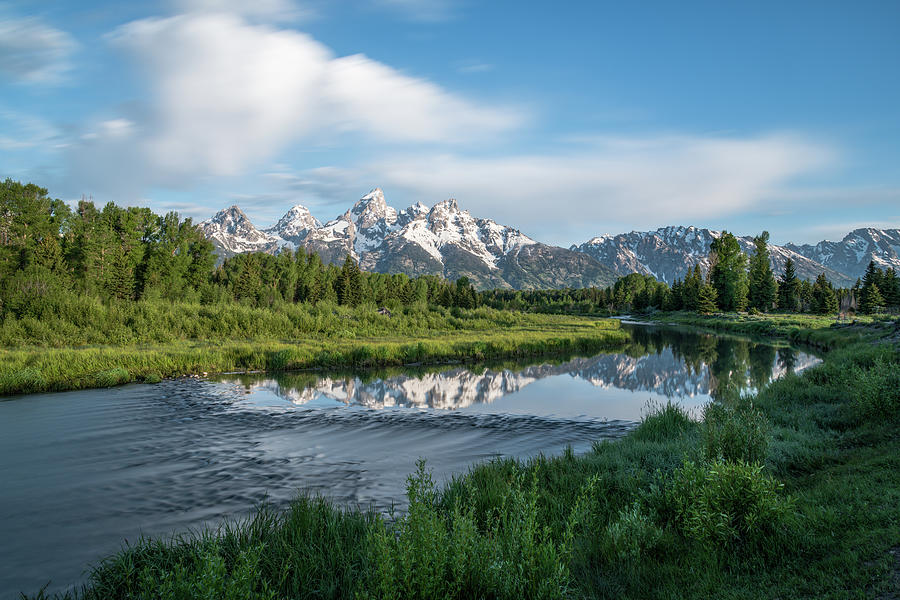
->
<box><xmin>21</xmin><ymin>318</ymin><xmax>900</xmax><ymax>599</ymax></box>
<box><xmin>646</xmin><ymin>310</ymin><xmax>900</xmax><ymax>351</ymax></box>
<box><xmin>0</xmin><ymin>303</ymin><xmax>627</xmax><ymax>395</ymax></box>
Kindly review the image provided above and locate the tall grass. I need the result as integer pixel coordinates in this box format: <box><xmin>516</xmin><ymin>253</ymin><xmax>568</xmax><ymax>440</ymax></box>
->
<box><xmin>0</xmin><ymin>305</ymin><xmax>628</xmax><ymax>395</ymax></box>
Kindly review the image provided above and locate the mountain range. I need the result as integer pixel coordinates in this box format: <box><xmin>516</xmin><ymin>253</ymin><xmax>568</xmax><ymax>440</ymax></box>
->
<box><xmin>200</xmin><ymin>189</ymin><xmax>900</xmax><ymax>289</ymax></box>
<box><xmin>200</xmin><ymin>189</ymin><xmax>617</xmax><ymax>289</ymax></box>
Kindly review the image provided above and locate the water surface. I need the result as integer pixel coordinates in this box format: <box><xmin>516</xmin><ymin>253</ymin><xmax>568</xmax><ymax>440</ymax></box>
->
<box><xmin>0</xmin><ymin>325</ymin><xmax>819</xmax><ymax>598</ymax></box>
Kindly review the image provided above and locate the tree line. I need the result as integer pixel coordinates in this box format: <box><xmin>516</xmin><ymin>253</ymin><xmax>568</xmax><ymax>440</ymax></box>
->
<box><xmin>481</xmin><ymin>231</ymin><xmax>900</xmax><ymax>316</ymax></box>
<box><xmin>0</xmin><ymin>179</ymin><xmax>478</xmax><ymax>320</ymax></box>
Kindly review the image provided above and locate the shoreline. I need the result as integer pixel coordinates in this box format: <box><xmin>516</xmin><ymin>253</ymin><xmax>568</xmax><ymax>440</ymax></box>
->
<box><xmin>0</xmin><ymin>316</ymin><xmax>628</xmax><ymax>396</ymax></box>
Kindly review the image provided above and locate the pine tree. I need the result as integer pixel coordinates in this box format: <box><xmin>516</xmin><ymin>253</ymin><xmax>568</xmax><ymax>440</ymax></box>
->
<box><xmin>881</xmin><ymin>268</ymin><xmax>900</xmax><ymax>308</ymax></box>
<box><xmin>811</xmin><ymin>273</ymin><xmax>838</xmax><ymax>314</ymax></box>
<box><xmin>777</xmin><ymin>259</ymin><xmax>800</xmax><ymax>312</ymax></box>
<box><xmin>697</xmin><ymin>282</ymin><xmax>719</xmax><ymax>314</ymax></box>
<box><xmin>747</xmin><ymin>231</ymin><xmax>777</xmax><ymax>312</ymax></box>
<box><xmin>337</xmin><ymin>255</ymin><xmax>363</xmax><ymax>307</ymax></box>
<box><xmin>682</xmin><ymin>266</ymin><xmax>703</xmax><ymax>312</ymax></box>
<box><xmin>709</xmin><ymin>231</ymin><xmax>748</xmax><ymax>311</ymax></box>
<box><xmin>859</xmin><ymin>283</ymin><xmax>885</xmax><ymax>315</ymax></box>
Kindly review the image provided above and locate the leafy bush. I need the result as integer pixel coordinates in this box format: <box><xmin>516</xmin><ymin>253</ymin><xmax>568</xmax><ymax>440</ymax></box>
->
<box><xmin>701</xmin><ymin>399</ymin><xmax>770</xmax><ymax>464</ymax></box>
<box><xmin>602</xmin><ymin>501</ymin><xmax>664</xmax><ymax>561</ymax></box>
<box><xmin>662</xmin><ymin>460</ymin><xmax>794</xmax><ymax>554</ymax></box>
<box><xmin>850</xmin><ymin>356</ymin><xmax>900</xmax><ymax>421</ymax></box>
<box><xmin>363</xmin><ymin>460</ymin><xmax>587</xmax><ymax>600</ymax></box>
<box><xmin>131</xmin><ymin>543</ymin><xmax>274</xmax><ymax>600</ymax></box>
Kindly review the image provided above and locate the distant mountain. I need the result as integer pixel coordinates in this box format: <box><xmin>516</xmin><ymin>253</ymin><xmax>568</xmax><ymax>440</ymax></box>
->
<box><xmin>199</xmin><ymin>206</ymin><xmax>284</xmax><ymax>259</ymax></box>
<box><xmin>572</xmin><ymin>226</ymin><xmax>856</xmax><ymax>286</ymax></box>
<box><xmin>785</xmin><ymin>228</ymin><xmax>900</xmax><ymax>282</ymax></box>
<box><xmin>201</xmin><ymin>189</ymin><xmax>618</xmax><ymax>290</ymax></box>
<box><xmin>201</xmin><ymin>195</ymin><xmax>895</xmax><ymax>290</ymax></box>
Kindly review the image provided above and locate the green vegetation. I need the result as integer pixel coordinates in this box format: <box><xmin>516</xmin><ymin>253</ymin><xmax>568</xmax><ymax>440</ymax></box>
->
<box><xmin>0</xmin><ymin>303</ymin><xmax>627</xmax><ymax>395</ymax></box>
<box><xmin>24</xmin><ymin>318</ymin><xmax>899</xmax><ymax>599</ymax></box>
<box><xmin>0</xmin><ymin>178</ymin><xmax>630</xmax><ymax>395</ymax></box>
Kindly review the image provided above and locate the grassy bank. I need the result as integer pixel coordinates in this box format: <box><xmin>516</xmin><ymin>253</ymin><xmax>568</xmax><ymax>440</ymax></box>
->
<box><xmin>645</xmin><ymin>310</ymin><xmax>900</xmax><ymax>351</ymax></box>
<box><xmin>24</xmin><ymin>319</ymin><xmax>900</xmax><ymax>599</ymax></box>
<box><xmin>0</xmin><ymin>303</ymin><xmax>627</xmax><ymax>395</ymax></box>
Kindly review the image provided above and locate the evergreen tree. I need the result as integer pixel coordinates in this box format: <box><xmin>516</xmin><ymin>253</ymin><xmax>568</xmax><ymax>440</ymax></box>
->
<box><xmin>811</xmin><ymin>273</ymin><xmax>838</xmax><ymax>314</ymax></box>
<box><xmin>859</xmin><ymin>283</ymin><xmax>885</xmax><ymax>315</ymax></box>
<box><xmin>881</xmin><ymin>268</ymin><xmax>900</xmax><ymax>308</ymax></box>
<box><xmin>799</xmin><ymin>279</ymin><xmax>814</xmax><ymax>312</ymax></box>
<box><xmin>681</xmin><ymin>265</ymin><xmax>703</xmax><ymax>312</ymax></box>
<box><xmin>709</xmin><ymin>231</ymin><xmax>748</xmax><ymax>311</ymax></box>
<box><xmin>233</xmin><ymin>255</ymin><xmax>261</xmax><ymax>303</ymax></box>
<box><xmin>337</xmin><ymin>255</ymin><xmax>363</xmax><ymax>307</ymax></box>
<box><xmin>747</xmin><ymin>231</ymin><xmax>777</xmax><ymax>312</ymax></box>
<box><xmin>697</xmin><ymin>282</ymin><xmax>719</xmax><ymax>314</ymax></box>
<box><xmin>777</xmin><ymin>259</ymin><xmax>801</xmax><ymax>312</ymax></box>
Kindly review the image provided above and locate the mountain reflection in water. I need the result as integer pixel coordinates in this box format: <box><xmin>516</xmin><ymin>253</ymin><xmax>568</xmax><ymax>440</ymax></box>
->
<box><xmin>219</xmin><ymin>326</ymin><xmax>820</xmax><ymax>418</ymax></box>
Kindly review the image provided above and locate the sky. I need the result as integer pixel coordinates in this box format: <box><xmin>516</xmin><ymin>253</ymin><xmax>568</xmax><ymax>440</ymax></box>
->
<box><xmin>1</xmin><ymin>0</ymin><xmax>899</xmax><ymax>247</ymax></box>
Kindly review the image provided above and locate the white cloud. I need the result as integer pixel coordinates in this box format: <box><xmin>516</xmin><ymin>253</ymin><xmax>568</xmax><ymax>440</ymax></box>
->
<box><xmin>331</xmin><ymin>133</ymin><xmax>836</xmax><ymax>243</ymax></box>
<box><xmin>69</xmin><ymin>11</ymin><xmax>522</xmax><ymax>198</ymax></box>
<box><xmin>0</xmin><ymin>16</ymin><xmax>77</xmax><ymax>83</ymax></box>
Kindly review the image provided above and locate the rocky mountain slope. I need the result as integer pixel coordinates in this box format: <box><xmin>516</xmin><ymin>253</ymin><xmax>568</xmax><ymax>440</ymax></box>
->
<box><xmin>199</xmin><ymin>205</ymin><xmax>284</xmax><ymax>259</ymax></box>
<box><xmin>201</xmin><ymin>189</ymin><xmax>617</xmax><ymax>290</ymax></box>
<box><xmin>572</xmin><ymin>226</ymin><xmax>856</xmax><ymax>286</ymax></box>
<box><xmin>785</xmin><ymin>228</ymin><xmax>900</xmax><ymax>282</ymax></box>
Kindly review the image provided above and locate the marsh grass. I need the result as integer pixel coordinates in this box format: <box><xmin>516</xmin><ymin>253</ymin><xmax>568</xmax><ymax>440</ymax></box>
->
<box><xmin>0</xmin><ymin>307</ymin><xmax>627</xmax><ymax>395</ymax></box>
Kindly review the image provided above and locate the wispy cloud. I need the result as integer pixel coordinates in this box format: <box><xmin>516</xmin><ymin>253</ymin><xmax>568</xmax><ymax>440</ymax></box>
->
<box><xmin>373</xmin><ymin>0</ymin><xmax>460</xmax><ymax>22</ymax></box>
<box><xmin>65</xmin><ymin>10</ymin><xmax>524</xmax><ymax>200</ymax></box>
<box><xmin>0</xmin><ymin>16</ymin><xmax>77</xmax><ymax>84</ymax></box>
<box><xmin>455</xmin><ymin>59</ymin><xmax>493</xmax><ymax>74</ymax></box>
<box><xmin>0</xmin><ymin>108</ymin><xmax>62</xmax><ymax>149</ymax></box>
<box><xmin>170</xmin><ymin>0</ymin><xmax>315</xmax><ymax>23</ymax></box>
<box><xmin>281</xmin><ymin>133</ymin><xmax>837</xmax><ymax>244</ymax></box>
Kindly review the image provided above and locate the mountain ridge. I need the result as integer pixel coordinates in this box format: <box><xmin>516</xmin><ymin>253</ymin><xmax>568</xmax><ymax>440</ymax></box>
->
<box><xmin>201</xmin><ymin>189</ymin><xmax>617</xmax><ymax>290</ymax></box>
<box><xmin>200</xmin><ymin>191</ymin><xmax>898</xmax><ymax>289</ymax></box>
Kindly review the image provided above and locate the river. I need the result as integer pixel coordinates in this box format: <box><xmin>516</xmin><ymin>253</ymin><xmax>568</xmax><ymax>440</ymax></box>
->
<box><xmin>0</xmin><ymin>324</ymin><xmax>819</xmax><ymax>598</ymax></box>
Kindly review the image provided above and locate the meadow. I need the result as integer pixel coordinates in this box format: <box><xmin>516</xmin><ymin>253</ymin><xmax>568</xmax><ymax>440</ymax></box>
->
<box><xmin>21</xmin><ymin>315</ymin><xmax>900</xmax><ymax>599</ymax></box>
<box><xmin>0</xmin><ymin>298</ymin><xmax>628</xmax><ymax>395</ymax></box>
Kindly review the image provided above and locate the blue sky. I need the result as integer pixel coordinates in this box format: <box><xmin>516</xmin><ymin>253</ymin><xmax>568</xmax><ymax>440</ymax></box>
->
<box><xmin>1</xmin><ymin>0</ymin><xmax>898</xmax><ymax>246</ymax></box>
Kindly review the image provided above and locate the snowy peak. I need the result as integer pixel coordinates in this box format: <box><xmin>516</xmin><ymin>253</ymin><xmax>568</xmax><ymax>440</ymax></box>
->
<box><xmin>572</xmin><ymin>225</ymin><xmax>868</xmax><ymax>286</ymax></box>
<box><xmin>785</xmin><ymin>228</ymin><xmax>900</xmax><ymax>280</ymax></box>
<box><xmin>200</xmin><ymin>206</ymin><xmax>282</xmax><ymax>258</ymax></box>
<box><xmin>200</xmin><ymin>188</ymin><xmax>615</xmax><ymax>290</ymax></box>
<box><xmin>265</xmin><ymin>204</ymin><xmax>321</xmax><ymax>243</ymax></box>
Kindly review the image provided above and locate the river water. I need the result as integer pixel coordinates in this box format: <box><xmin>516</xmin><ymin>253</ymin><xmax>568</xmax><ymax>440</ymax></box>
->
<box><xmin>0</xmin><ymin>325</ymin><xmax>819</xmax><ymax>598</ymax></box>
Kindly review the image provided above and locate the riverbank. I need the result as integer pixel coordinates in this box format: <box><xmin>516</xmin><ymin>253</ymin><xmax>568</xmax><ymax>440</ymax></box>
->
<box><xmin>21</xmin><ymin>316</ymin><xmax>898</xmax><ymax>599</ymax></box>
<box><xmin>644</xmin><ymin>310</ymin><xmax>899</xmax><ymax>351</ymax></box>
<box><xmin>0</xmin><ymin>309</ymin><xmax>627</xmax><ymax>395</ymax></box>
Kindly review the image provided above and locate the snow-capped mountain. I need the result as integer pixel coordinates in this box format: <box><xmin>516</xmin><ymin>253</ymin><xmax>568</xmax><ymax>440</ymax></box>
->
<box><xmin>202</xmin><ymin>193</ymin><xmax>895</xmax><ymax>289</ymax></box>
<box><xmin>572</xmin><ymin>225</ymin><xmax>856</xmax><ymax>286</ymax></box>
<box><xmin>262</xmin><ymin>204</ymin><xmax>321</xmax><ymax>245</ymax></box>
<box><xmin>785</xmin><ymin>228</ymin><xmax>900</xmax><ymax>282</ymax></box>
<box><xmin>199</xmin><ymin>206</ymin><xmax>286</xmax><ymax>259</ymax></box>
<box><xmin>205</xmin><ymin>188</ymin><xmax>617</xmax><ymax>289</ymax></box>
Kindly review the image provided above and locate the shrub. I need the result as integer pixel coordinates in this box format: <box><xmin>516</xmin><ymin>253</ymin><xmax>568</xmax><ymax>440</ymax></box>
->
<box><xmin>631</xmin><ymin>401</ymin><xmax>696</xmax><ymax>444</ymax></box>
<box><xmin>602</xmin><ymin>501</ymin><xmax>664</xmax><ymax>561</ymax></box>
<box><xmin>662</xmin><ymin>460</ymin><xmax>794</xmax><ymax>554</ymax></box>
<box><xmin>850</xmin><ymin>356</ymin><xmax>900</xmax><ymax>422</ymax></box>
<box><xmin>701</xmin><ymin>399</ymin><xmax>770</xmax><ymax>464</ymax></box>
